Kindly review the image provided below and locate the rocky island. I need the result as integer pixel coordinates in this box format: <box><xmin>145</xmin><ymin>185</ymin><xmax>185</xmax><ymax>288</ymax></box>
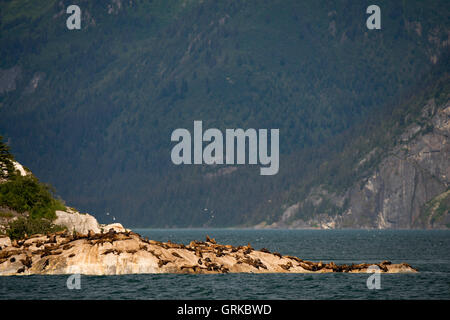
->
<box><xmin>0</xmin><ymin>227</ymin><xmax>417</xmax><ymax>275</ymax></box>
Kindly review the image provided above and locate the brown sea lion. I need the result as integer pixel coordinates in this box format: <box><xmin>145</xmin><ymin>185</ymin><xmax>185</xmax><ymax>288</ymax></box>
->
<box><xmin>158</xmin><ymin>259</ymin><xmax>170</xmax><ymax>268</ymax></box>
<box><xmin>279</xmin><ymin>261</ymin><xmax>293</xmax><ymax>271</ymax></box>
<box><xmin>42</xmin><ymin>259</ymin><xmax>49</xmax><ymax>270</ymax></box>
<box><xmin>62</xmin><ymin>244</ymin><xmax>74</xmax><ymax>250</ymax></box>
<box><xmin>20</xmin><ymin>256</ymin><xmax>32</xmax><ymax>268</ymax></box>
<box><xmin>205</xmin><ymin>235</ymin><xmax>216</xmax><ymax>244</ymax></box>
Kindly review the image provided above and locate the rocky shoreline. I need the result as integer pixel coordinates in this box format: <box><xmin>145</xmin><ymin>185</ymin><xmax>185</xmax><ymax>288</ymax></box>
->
<box><xmin>0</xmin><ymin>230</ymin><xmax>417</xmax><ymax>276</ymax></box>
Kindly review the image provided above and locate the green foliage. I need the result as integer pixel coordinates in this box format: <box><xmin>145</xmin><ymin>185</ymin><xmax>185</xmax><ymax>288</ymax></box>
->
<box><xmin>0</xmin><ymin>175</ymin><xmax>65</xmax><ymax>220</ymax></box>
<box><xmin>0</xmin><ymin>136</ymin><xmax>15</xmax><ymax>180</ymax></box>
<box><xmin>6</xmin><ymin>216</ymin><xmax>65</xmax><ymax>240</ymax></box>
<box><xmin>430</xmin><ymin>193</ymin><xmax>450</xmax><ymax>225</ymax></box>
<box><xmin>418</xmin><ymin>190</ymin><xmax>450</xmax><ymax>227</ymax></box>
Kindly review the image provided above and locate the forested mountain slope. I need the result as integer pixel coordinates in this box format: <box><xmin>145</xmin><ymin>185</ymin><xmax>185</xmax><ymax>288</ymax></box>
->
<box><xmin>0</xmin><ymin>0</ymin><xmax>449</xmax><ymax>227</ymax></box>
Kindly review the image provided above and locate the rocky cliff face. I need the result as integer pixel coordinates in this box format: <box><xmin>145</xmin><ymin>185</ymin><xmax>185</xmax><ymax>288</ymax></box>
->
<box><xmin>342</xmin><ymin>100</ymin><xmax>449</xmax><ymax>229</ymax></box>
<box><xmin>269</xmin><ymin>98</ymin><xmax>450</xmax><ymax>229</ymax></box>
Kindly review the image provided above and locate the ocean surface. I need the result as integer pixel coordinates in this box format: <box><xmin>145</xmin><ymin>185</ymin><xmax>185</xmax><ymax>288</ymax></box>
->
<box><xmin>1</xmin><ymin>229</ymin><xmax>449</xmax><ymax>300</ymax></box>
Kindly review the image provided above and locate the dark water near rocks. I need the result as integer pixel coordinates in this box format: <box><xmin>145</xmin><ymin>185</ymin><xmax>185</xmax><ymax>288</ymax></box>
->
<box><xmin>1</xmin><ymin>229</ymin><xmax>449</xmax><ymax>299</ymax></box>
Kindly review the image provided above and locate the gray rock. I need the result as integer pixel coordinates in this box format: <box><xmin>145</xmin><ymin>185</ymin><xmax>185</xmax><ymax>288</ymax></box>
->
<box><xmin>276</xmin><ymin>99</ymin><xmax>449</xmax><ymax>229</ymax></box>
<box><xmin>0</xmin><ymin>66</ymin><xmax>21</xmax><ymax>94</ymax></box>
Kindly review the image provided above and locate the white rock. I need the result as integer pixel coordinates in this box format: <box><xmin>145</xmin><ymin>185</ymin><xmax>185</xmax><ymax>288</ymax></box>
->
<box><xmin>0</xmin><ymin>236</ymin><xmax>11</xmax><ymax>248</ymax></box>
<box><xmin>101</xmin><ymin>223</ymin><xmax>128</xmax><ymax>233</ymax></box>
<box><xmin>54</xmin><ymin>209</ymin><xmax>101</xmax><ymax>234</ymax></box>
<box><xmin>13</xmin><ymin>161</ymin><xmax>28</xmax><ymax>176</ymax></box>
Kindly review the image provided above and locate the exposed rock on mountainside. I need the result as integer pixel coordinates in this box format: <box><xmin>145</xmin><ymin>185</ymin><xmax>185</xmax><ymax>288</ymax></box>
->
<box><xmin>270</xmin><ymin>99</ymin><xmax>450</xmax><ymax>229</ymax></box>
<box><xmin>0</xmin><ymin>232</ymin><xmax>417</xmax><ymax>275</ymax></box>
<box><xmin>0</xmin><ymin>66</ymin><xmax>21</xmax><ymax>94</ymax></box>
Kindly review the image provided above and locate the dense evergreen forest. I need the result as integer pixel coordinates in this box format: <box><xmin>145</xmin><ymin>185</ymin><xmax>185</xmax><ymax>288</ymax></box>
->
<box><xmin>0</xmin><ymin>0</ymin><xmax>449</xmax><ymax>227</ymax></box>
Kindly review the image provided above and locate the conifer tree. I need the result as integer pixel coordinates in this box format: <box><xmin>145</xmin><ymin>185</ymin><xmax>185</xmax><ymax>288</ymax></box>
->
<box><xmin>0</xmin><ymin>136</ymin><xmax>15</xmax><ymax>179</ymax></box>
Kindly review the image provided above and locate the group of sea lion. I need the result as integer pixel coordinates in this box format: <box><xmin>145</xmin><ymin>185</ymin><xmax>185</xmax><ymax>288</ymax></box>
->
<box><xmin>0</xmin><ymin>230</ymin><xmax>418</xmax><ymax>275</ymax></box>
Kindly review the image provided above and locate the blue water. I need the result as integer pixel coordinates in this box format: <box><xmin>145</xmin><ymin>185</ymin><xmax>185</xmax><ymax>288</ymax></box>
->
<box><xmin>1</xmin><ymin>229</ymin><xmax>449</xmax><ymax>299</ymax></box>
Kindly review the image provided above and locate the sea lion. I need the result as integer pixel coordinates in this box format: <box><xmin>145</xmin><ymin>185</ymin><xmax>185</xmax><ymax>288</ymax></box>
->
<box><xmin>47</xmin><ymin>235</ymin><xmax>57</xmax><ymax>244</ymax></box>
<box><xmin>171</xmin><ymin>252</ymin><xmax>182</xmax><ymax>258</ymax></box>
<box><xmin>148</xmin><ymin>250</ymin><xmax>161</xmax><ymax>259</ymax></box>
<box><xmin>221</xmin><ymin>266</ymin><xmax>230</xmax><ymax>273</ymax></box>
<box><xmin>20</xmin><ymin>256</ymin><xmax>32</xmax><ymax>268</ymax></box>
<box><xmin>205</xmin><ymin>262</ymin><xmax>220</xmax><ymax>271</ymax></box>
<box><xmin>376</xmin><ymin>264</ymin><xmax>388</xmax><ymax>272</ymax></box>
<box><xmin>241</xmin><ymin>256</ymin><xmax>266</xmax><ymax>270</ymax></box>
<box><xmin>0</xmin><ymin>250</ymin><xmax>18</xmax><ymax>260</ymax></box>
<box><xmin>195</xmin><ymin>249</ymin><xmax>203</xmax><ymax>258</ymax></box>
<box><xmin>102</xmin><ymin>249</ymin><xmax>121</xmax><ymax>255</ymax></box>
<box><xmin>206</xmin><ymin>235</ymin><xmax>216</xmax><ymax>244</ymax></box>
<box><xmin>42</xmin><ymin>259</ymin><xmax>49</xmax><ymax>270</ymax></box>
<box><xmin>158</xmin><ymin>259</ymin><xmax>170</xmax><ymax>268</ymax></box>
<box><xmin>166</xmin><ymin>242</ymin><xmax>181</xmax><ymax>249</ymax></box>
<box><xmin>34</xmin><ymin>241</ymin><xmax>44</xmax><ymax>248</ymax></box>
<box><xmin>188</xmin><ymin>240</ymin><xmax>197</xmax><ymax>248</ymax></box>
<box><xmin>286</xmin><ymin>256</ymin><xmax>303</xmax><ymax>263</ymax></box>
<box><xmin>279</xmin><ymin>261</ymin><xmax>293</xmax><ymax>271</ymax></box>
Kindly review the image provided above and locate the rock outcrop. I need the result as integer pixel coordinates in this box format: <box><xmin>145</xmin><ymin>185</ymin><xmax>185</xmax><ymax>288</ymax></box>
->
<box><xmin>342</xmin><ymin>101</ymin><xmax>449</xmax><ymax>229</ymax></box>
<box><xmin>54</xmin><ymin>208</ymin><xmax>128</xmax><ymax>234</ymax></box>
<box><xmin>54</xmin><ymin>209</ymin><xmax>101</xmax><ymax>234</ymax></box>
<box><xmin>0</xmin><ymin>236</ymin><xmax>11</xmax><ymax>249</ymax></box>
<box><xmin>270</xmin><ymin>99</ymin><xmax>449</xmax><ymax>229</ymax></box>
<box><xmin>0</xmin><ymin>232</ymin><xmax>417</xmax><ymax>275</ymax></box>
